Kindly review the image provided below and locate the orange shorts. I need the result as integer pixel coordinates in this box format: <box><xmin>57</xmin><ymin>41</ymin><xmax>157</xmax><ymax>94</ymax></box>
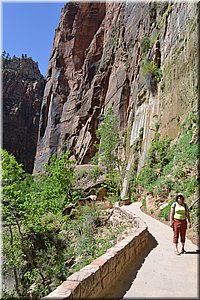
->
<box><xmin>173</xmin><ymin>218</ymin><xmax>187</xmax><ymax>243</ymax></box>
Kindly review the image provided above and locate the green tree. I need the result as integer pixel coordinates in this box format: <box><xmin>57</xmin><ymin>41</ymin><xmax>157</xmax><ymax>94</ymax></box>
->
<box><xmin>95</xmin><ymin>107</ymin><xmax>119</xmax><ymax>173</ymax></box>
<box><xmin>93</xmin><ymin>107</ymin><xmax>124</xmax><ymax>198</ymax></box>
<box><xmin>45</xmin><ymin>152</ymin><xmax>74</xmax><ymax>200</ymax></box>
<box><xmin>2</xmin><ymin>150</ymin><xmax>75</xmax><ymax>298</ymax></box>
<box><xmin>2</xmin><ymin>149</ymin><xmax>25</xmax><ymax>224</ymax></box>
<box><xmin>1</xmin><ymin>149</ymin><xmax>26</xmax><ymax>296</ymax></box>
<box><xmin>2</xmin><ymin>50</ymin><xmax>7</xmax><ymax>59</ymax></box>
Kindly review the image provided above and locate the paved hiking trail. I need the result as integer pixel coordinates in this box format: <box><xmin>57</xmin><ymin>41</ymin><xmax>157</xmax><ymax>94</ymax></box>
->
<box><xmin>107</xmin><ymin>202</ymin><xmax>199</xmax><ymax>299</ymax></box>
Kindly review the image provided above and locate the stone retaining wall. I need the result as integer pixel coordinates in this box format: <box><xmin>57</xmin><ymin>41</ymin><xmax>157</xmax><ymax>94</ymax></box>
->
<box><xmin>42</xmin><ymin>205</ymin><xmax>149</xmax><ymax>299</ymax></box>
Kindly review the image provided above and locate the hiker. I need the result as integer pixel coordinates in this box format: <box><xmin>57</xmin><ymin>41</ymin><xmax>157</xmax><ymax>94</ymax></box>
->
<box><xmin>170</xmin><ymin>192</ymin><xmax>191</xmax><ymax>255</ymax></box>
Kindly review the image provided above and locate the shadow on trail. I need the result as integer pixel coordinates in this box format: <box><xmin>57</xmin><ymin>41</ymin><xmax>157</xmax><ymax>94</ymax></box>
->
<box><xmin>184</xmin><ymin>250</ymin><xmax>200</xmax><ymax>254</ymax></box>
<box><xmin>103</xmin><ymin>232</ymin><xmax>158</xmax><ymax>299</ymax></box>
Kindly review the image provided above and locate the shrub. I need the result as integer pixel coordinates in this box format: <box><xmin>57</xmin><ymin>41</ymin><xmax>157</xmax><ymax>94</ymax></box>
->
<box><xmin>158</xmin><ymin>203</ymin><xmax>171</xmax><ymax>221</ymax></box>
<box><xmin>140</xmin><ymin>36</ymin><xmax>151</xmax><ymax>54</ymax></box>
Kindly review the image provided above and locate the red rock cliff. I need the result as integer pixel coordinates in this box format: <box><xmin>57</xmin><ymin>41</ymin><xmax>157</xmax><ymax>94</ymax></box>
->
<box><xmin>34</xmin><ymin>2</ymin><xmax>197</xmax><ymax>174</ymax></box>
<box><xmin>3</xmin><ymin>56</ymin><xmax>45</xmax><ymax>173</ymax></box>
<box><xmin>34</xmin><ymin>2</ymin><xmax>106</xmax><ymax>172</ymax></box>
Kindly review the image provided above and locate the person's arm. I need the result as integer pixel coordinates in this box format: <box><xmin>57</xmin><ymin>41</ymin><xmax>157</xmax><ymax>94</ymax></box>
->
<box><xmin>170</xmin><ymin>207</ymin><xmax>175</xmax><ymax>227</ymax></box>
<box><xmin>186</xmin><ymin>205</ymin><xmax>191</xmax><ymax>228</ymax></box>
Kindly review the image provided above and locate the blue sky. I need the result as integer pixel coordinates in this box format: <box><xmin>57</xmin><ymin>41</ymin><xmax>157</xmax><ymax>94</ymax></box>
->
<box><xmin>2</xmin><ymin>2</ymin><xmax>66</xmax><ymax>76</ymax></box>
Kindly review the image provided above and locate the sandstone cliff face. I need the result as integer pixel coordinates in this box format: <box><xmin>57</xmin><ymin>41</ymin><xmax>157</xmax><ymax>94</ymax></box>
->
<box><xmin>34</xmin><ymin>2</ymin><xmax>198</xmax><ymax>177</ymax></box>
<box><xmin>3</xmin><ymin>57</ymin><xmax>45</xmax><ymax>173</ymax></box>
<box><xmin>34</xmin><ymin>2</ymin><xmax>106</xmax><ymax>171</ymax></box>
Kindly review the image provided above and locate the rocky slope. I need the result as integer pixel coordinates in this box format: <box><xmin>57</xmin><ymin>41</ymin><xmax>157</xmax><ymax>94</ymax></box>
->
<box><xmin>33</xmin><ymin>1</ymin><xmax>198</xmax><ymax>194</ymax></box>
<box><xmin>3</xmin><ymin>56</ymin><xmax>45</xmax><ymax>173</ymax></box>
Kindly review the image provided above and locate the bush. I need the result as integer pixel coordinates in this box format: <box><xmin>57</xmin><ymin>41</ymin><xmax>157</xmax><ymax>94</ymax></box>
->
<box><xmin>140</xmin><ymin>36</ymin><xmax>151</xmax><ymax>54</ymax></box>
<box><xmin>158</xmin><ymin>200</ymin><xmax>174</xmax><ymax>221</ymax></box>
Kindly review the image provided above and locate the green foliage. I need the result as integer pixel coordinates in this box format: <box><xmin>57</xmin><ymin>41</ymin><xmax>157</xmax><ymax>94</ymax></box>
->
<box><xmin>157</xmin><ymin>3</ymin><xmax>173</xmax><ymax>29</ymax></box>
<box><xmin>158</xmin><ymin>202</ymin><xmax>172</xmax><ymax>221</ymax></box>
<box><xmin>19</xmin><ymin>152</ymin><xmax>75</xmax><ymax>231</ymax></box>
<box><xmin>103</xmin><ymin>170</ymin><xmax>122</xmax><ymax>201</ymax></box>
<box><xmin>44</xmin><ymin>152</ymin><xmax>75</xmax><ymax>200</ymax></box>
<box><xmin>141</xmin><ymin>58</ymin><xmax>162</xmax><ymax>82</ymax></box>
<box><xmin>88</xmin><ymin>165</ymin><xmax>102</xmax><ymax>182</ymax></box>
<box><xmin>2</xmin><ymin>149</ymin><xmax>25</xmax><ymax>186</ymax></box>
<box><xmin>140</xmin><ymin>32</ymin><xmax>162</xmax><ymax>89</ymax></box>
<box><xmin>2</xmin><ymin>149</ymin><xmax>25</xmax><ymax>224</ymax></box>
<box><xmin>129</xmin><ymin>110</ymin><xmax>198</xmax><ymax>214</ymax></box>
<box><xmin>148</xmin><ymin>137</ymin><xmax>171</xmax><ymax>168</ymax></box>
<box><xmin>184</xmin><ymin>178</ymin><xmax>198</xmax><ymax>197</ymax></box>
<box><xmin>2</xmin><ymin>149</ymin><xmax>131</xmax><ymax>298</ymax></box>
<box><xmin>99</xmin><ymin>58</ymin><xmax>110</xmax><ymax>71</ymax></box>
<box><xmin>72</xmin><ymin>165</ymin><xmax>102</xmax><ymax>198</ymax></box>
<box><xmin>69</xmin><ymin>205</ymin><xmax>129</xmax><ymax>274</ymax></box>
<box><xmin>2</xmin><ymin>150</ymin><xmax>76</xmax><ymax>297</ymax></box>
<box><xmin>69</xmin><ymin>205</ymin><xmax>98</xmax><ymax>261</ymax></box>
<box><xmin>155</xmin><ymin>67</ymin><xmax>162</xmax><ymax>81</ymax></box>
<box><xmin>133</xmin><ymin>112</ymin><xmax>198</xmax><ymax>215</ymax></box>
<box><xmin>151</xmin><ymin>31</ymin><xmax>160</xmax><ymax>45</ymax></box>
<box><xmin>140</xmin><ymin>36</ymin><xmax>151</xmax><ymax>54</ymax></box>
<box><xmin>74</xmin><ymin>165</ymin><xmax>102</xmax><ymax>185</ymax></box>
<box><xmin>137</xmin><ymin>166</ymin><xmax>157</xmax><ymax>189</ymax></box>
<box><xmin>139</xmin><ymin>127</ymin><xmax>144</xmax><ymax>139</ymax></box>
<box><xmin>95</xmin><ymin>107</ymin><xmax>119</xmax><ymax>173</ymax></box>
<box><xmin>132</xmin><ymin>138</ymin><xmax>141</xmax><ymax>154</ymax></box>
<box><xmin>2</xmin><ymin>51</ymin><xmax>11</xmax><ymax>60</ymax></box>
<box><xmin>142</xmin><ymin>198</ymin><xmax>146</xmax><ymax>210</ymax></box>
<box><xmin>136</xmin><ymin>135</ymin><xmax>171</xmax><ymax>190</ymax></box>
<box><xmin>141</xmin><ymin>59</ymin><xmax>155</xmax><ymax>77</ymax></box>
<box><xmin>123</xmin><ymin>127</ymin><xmax>128</xmax><ymax>148</ymax></box>
<box><xmin>128</xmin><ymin>168</ymin><xmax>138</xmax><ymax>201</ymax></box>
<box><xmin>92</xmin><ymin>107</ymin><xmax>124</xmax><ymax>198</ymax></box>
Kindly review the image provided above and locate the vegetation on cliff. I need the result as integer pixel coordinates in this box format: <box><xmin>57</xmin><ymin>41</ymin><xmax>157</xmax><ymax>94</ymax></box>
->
<box><xmin>92</xmin><ymin>107</ymin><xmax>123</xmax><ymax>201</ymax></box>
<box><xmin>129</xmin><ymin>112</ymin><xmax>199</xmax><ymax>240</ymax></box>
<box><xmin>2</xmin><ymin>51</ymin><xmax>40</xmax><ymax>70</ymax></box>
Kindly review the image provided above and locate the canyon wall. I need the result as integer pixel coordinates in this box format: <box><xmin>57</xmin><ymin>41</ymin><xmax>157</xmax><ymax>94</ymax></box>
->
<box><xmin>3</xmin><ymin>57</ymin><xmax>45</xmax><ymax>173</ymax></box>
<box><xmin>33</xmin><ymin>1</ymin><xmax>198</xmax><ymax>181</ymax></box>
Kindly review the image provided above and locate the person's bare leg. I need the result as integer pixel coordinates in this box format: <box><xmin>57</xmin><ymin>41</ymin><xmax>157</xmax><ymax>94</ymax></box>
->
<box><xmin>180</xmin><ymin>221</ymin><xmax>187</xmax><ymax>253</ymax></box>
<box><xmin>181</xmin><ymin>242</ymin><xmax>186</xmax><ymax>253</ymax></box>
<box><xmin>175</xmin><ymin>243</ymin><xmax>179</xmax><ymax>254</ymax></box>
